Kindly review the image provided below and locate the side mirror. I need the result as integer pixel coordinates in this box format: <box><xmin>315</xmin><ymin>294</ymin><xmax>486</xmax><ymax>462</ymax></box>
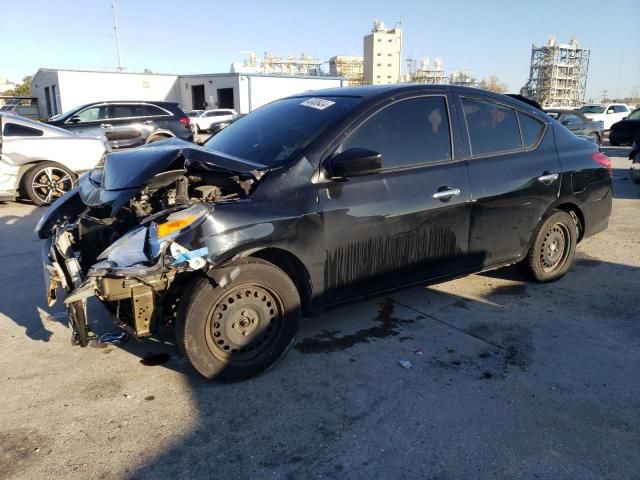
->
<box><xmin>606</xmin><ymin>110</ymin><xmax>614</xmax><ymax>114</ymax></box>
<box><xmin>561</xmin><ymin>120</ymin><xmax>571</xmax><ymax>126</ymax></box>
<box><xmin>327</xmin><ymin>148</ymin><xmax>382</xmax><ymax>179</ymax></box>
<box><xmin>67</xmin><ymin>115</ymin><xmax>81</xmax><ymax>124</ymax></box>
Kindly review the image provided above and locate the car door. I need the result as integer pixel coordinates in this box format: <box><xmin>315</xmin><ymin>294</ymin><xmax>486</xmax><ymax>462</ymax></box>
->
<box><xmin>106</xmin><ymin>104</ymin><xmax>150</xmax><ymax>148</ymax></box>
<box><xmin>459</xmin><ymin>96</ymin><xmax>561</xmax><ymax>267</ymax></box>
<box><xmin>319</xmin><ymin>95</ymin><xmax>472</xmax><ymax>303</ymax></box>
<box><xmin>64</xmin><ymin>104</ymin><xmax>110</xmax><ymax>139</ymax></box>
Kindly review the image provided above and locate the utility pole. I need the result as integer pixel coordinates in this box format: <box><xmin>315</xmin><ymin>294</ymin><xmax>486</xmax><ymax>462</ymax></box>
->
<box><xmin>602</xmin><ymin>89</ymin><xmax>608</xmax><ymax>102</ymax></box>
<box><xmin>111</xmin><ymin>0</ymin><xmax>124</xmax><ymax>71</ymax></box>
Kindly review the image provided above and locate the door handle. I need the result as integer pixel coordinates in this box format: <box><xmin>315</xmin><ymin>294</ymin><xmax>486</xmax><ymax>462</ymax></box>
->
<box><xmin>537</xmin><ymin>173</ymin><xmax>559</xmax><ymax>184</ymax></box>
<box><xmin>100</xmin><ymin>123</ymin><xmax>112</xmax><ymax>128</ymax></box>
<box><xmin>432</xmin><ymin>188</ymin><xmax>461</xmax><ymax>201</ymax></box>
<box><xmin>143</xmin><ymin>120</ymin><xmax>153</xmax><ymax>125</ymax></box>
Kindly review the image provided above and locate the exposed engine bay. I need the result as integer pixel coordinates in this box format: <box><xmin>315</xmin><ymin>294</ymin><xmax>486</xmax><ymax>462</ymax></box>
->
<box><xmin>37</xmin><ymin>141</ymin><xmax>268</xmax><ymax>345</ymax></box>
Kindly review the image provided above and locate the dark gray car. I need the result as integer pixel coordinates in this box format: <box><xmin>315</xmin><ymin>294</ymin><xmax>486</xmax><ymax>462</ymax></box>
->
<box><xmin>48</xmin><ymin>101</ymin><xmax>193</xmax><ymax>150</ymax></box>
<box><xmin>546</xmin><ymin>109</ymin><xmax>604</xmax><ymax>145</ymax></box>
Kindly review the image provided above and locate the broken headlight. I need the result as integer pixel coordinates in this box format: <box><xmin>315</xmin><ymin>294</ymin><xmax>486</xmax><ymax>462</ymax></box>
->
<box><xmin>149</xmin><ymin>204</ymin><xmax>211</xmax><ymax>257</ymax></box>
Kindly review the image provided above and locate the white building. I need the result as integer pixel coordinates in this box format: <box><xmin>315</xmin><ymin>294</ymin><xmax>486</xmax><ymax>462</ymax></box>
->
<box><xmin>363</xmin><ymin>20</ymin><xmax>402</xmax><ymax>85</ymax></box>
<box><xmin>30</xmin><ymin>68</ymin><xmax>347</xmax><ymax>119</ymax></box>
<box><xmin>31</xmin><ymin>69</ymin><xmax>180</xmax><ymax>118</ymax></box>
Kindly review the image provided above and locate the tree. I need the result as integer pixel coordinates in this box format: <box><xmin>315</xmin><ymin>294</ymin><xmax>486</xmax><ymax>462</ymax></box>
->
<box><xmin>1</xmin><ymin>76</ymin><xmax>32</xmax><ymax>96</ymax></box>
<box><xmin>478</xmin><ymin>75</ymin><xmax>508</xmax><ymax>93</ymax></box>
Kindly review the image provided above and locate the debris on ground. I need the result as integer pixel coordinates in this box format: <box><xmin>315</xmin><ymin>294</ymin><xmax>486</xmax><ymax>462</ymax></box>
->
<box><xmin>98</xmin><ymin>332</ymin><xmax>128</xmax><ymax>345</ymax></box>
<box><xmin>398</xmin><ymin>359</ymin><xmax>413</xmax><ymax>370</ymax></box>
<box><xmin>412</xmin><ymin>349</ymin><xmax>423</xmax><ymax>357</ymax></box>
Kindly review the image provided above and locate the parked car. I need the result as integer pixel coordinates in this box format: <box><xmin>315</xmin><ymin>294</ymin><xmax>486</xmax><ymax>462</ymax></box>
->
<box><xmin>609</xmin><ymin>108</ymin><xmax>640</xmax><ymax>146</ymax></box>
<box><xmin>545</xmin><ymin>109</ymin><xmax>604</xmax><ymax>144</ymax></box>
<box><xmin>185</xmin><ymin>109</ymin><xmax>204</xmax><ymax>118</ymax></box>
<box><xmin>578</xmin><ymin>103</ymin><xmax>631</xmax><ymax>130</ymax></box>
<box><xmin>36</xmin><ymin>85</ymin><xmax>612</xmax><ymax>381</ymax></box>
<box><xmin>0</xmin><ymin>112</ymin><xmax>108</xmax><ymax>205</ymax></box>
<box><xmin>629</xmin><ymin>141</ymin><xmax>640</xmax><ymax>184</ymax></box>
<box><xmin>47</xmin><ymin>101</ymin><xmax>193</xmax><ymax>150</ymax></box>
<box><xmin>191</xmin><ymin>109</ymin><xmax>238</xmax><ymax>133</ymax></box>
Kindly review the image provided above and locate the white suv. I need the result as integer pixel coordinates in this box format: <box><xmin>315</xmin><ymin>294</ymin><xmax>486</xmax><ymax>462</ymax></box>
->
<box><xmin>578</xmin><ymin>103</ymin><xmax>631</xmax><ymax>130</ymax></box>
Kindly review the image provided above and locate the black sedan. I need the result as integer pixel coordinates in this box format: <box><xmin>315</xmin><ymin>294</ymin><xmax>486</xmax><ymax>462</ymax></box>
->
<box><xmin>609</xmin><ymin>108</ymin><xmax>640</xmax><ymax>146</ymax></box>
<box><xmin>37</xmin><ymin>85</ymin><xmax>612</xmax><ymax>381</ymax></box>
<box><xmin>546</xmin><ymin>109</ymin><xmax>605</xmax><ymax>145</ymax></box>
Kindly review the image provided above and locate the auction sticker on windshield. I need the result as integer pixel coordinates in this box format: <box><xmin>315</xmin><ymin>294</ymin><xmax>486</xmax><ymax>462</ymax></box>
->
<box><xmin>300</xmin><ymin>98</ymin><xmax>336</xmax><ymax>110</ymax></box>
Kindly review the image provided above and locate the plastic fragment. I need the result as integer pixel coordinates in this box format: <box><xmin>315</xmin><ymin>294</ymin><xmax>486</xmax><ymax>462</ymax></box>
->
<box><xmin>412</xmin><ymin>349</ymin><xmax>423</xmax><ymax>357</ymax></box>
<box><xmin>171</xmin><ymin>244</ymin><xmax>209</xmax><ymax>269</ymax></box>
<box><xmin>398</xmin><ymin>359</ymin><xmax>413</xmax><ymax>370</ymax></box>
<box><xmin>98</xmin><ymin>332</ymin><xmax>128</xmax><ymax>345</ymax></box>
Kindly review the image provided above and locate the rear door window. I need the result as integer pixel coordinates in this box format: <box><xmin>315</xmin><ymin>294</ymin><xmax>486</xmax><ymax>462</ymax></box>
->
<box><xmin>518</xmin><ymin>112</ymin><xmax>545</xmax><ymax>148</ymax></box>
<box><xmin>462</xmin><ymin>98</ymin><xmax>522</xmax><ymax>156</ymax></box>
<box><xmin>111</xmin><ymin>104</ymin><xmax>145</xmax><ymax>119</ymax></box>
<box><xmin>341</xmin><ymin>96</ymin><xmax>452</xmax><ymax>169</ymax></box>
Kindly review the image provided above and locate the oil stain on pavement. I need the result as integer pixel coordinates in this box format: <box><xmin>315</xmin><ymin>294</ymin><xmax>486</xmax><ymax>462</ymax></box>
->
<box><xmin>295</xmin><ymin>299</ymin><xmax>419</xmax><ymax>354</ymax></box>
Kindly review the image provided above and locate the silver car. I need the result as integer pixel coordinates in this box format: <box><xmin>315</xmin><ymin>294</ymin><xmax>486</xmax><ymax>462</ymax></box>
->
<box><xmin>0</xmin><ymin>113</ymin><xmax>108</xmax><ymax>205</ymax></box>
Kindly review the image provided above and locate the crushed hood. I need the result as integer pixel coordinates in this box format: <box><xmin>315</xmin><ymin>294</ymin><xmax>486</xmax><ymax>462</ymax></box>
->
<box><xmin>102</xmin><ymin>138</ymin><xmax>267</xmax><ymax>191</ymax></box>
<box><xmin>78</xmin><ymin>138</ymin><xmax>269</xmax><ymax>215</ymax></box>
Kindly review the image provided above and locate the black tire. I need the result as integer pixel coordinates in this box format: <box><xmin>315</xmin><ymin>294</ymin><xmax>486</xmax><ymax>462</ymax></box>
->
<box><xmin>176</xmin><ymin>258</ymin><xmax>300</xmax><ymax>382</ymax></box>
<box><xmin>609</xmin><ymin>138</ymin><xmax>620</xmax><ymax>146</ymax></box>
<box><xmin>519</xmin><ymin>210</ymin><xmax>577</xmax><ymax>282</ymax></box>
<box><xmin>630</xmin><ymin>167</ymin><xmax>640</xmax><ymax>184</ymax></box>
<box><xmin>23</xmin><ymin>162</ymin><xmax>76</xmax><ymax>206</ymax></box>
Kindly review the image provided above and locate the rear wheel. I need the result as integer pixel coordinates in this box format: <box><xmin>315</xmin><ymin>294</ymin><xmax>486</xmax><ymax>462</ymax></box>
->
<box><xmin>609</xmin><ymin>138</ymin><xmax>620</xmax><ymax>146</ymax></box>
<box><xmin>23</xmin><ymin>162</ymin><xmax>76</xmax><ymax>206</ymax></box>
<box><xmin>176</xmin><ymin>258</ymin><xmax>300</xmax><ymax>381</ymax></box>
<box><xmin>519</xmin><ymin>210</ymin><xmax>577</xmax><ymax>282</ymax></box>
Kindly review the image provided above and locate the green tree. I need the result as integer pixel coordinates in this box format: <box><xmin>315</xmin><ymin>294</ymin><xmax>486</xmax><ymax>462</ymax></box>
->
<box><xmin>1</xmin><ymin>76</ymin><xmax>32</xmax><ymax>96</ymax></box>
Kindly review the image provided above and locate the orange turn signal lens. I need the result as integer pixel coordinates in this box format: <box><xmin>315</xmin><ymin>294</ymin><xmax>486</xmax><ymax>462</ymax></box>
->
<box><xmin>156</xmin><ymin>215</ymin><xmax>198</xmax><ymax>238</ymax></box>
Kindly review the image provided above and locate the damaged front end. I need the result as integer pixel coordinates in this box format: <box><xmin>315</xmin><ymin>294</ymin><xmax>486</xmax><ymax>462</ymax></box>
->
<box><xmin>37</xmin><ymin>139</ymin><xmax>266</xmax><ymax>345</ymax></box>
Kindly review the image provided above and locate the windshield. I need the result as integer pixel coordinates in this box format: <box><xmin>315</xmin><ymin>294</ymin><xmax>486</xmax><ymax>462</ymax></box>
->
<box><xmin>627</xmin><ymin>109</ymin><xmax>640</xmax><ymax>120</ymax></box>
<box><xmin>203</xmin><ymin>96</ymin><xmax>361</xmax><ymax>167</ymax></box>
<box><xmin>579</xmin><ymin>105</ymin><xmax>605</xmax><ymax>114</ymax></box>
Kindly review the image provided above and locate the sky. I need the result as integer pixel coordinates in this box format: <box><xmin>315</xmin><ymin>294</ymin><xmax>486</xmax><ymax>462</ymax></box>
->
<box><xmin>1</xmin><ymin>0</ymin><xmax>638</xmax><ymax>100</ymax></box>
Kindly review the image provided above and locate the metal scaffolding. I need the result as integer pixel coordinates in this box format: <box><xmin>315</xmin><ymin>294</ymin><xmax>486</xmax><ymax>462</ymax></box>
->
<box><xmin>329</xmin><ymin>56</ymin><xmax>364</xmax><ymax>85</ymax></box>
<box><xmin>232</xmin><ymin>51</ymin><xmax>324</xmax><ymax>76</ymax></box>
<box><xmin>525</xmin><ymin>36</ymin><xmax>590</xmax><ymax>108</ymax></box>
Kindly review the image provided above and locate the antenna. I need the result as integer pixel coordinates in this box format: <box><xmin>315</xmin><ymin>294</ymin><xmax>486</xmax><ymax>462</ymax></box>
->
<box><xmin>111</xmin><ymin>0</ymin><xmax>124</xmax><ymax>71</ymax></box>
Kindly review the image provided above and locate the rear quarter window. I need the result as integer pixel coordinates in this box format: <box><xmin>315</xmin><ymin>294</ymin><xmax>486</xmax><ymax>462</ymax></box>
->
<box><xmin>3</xmin><ymin>123</ymin><xmax>43</xmax><ymax>137</ymax></box>
<box><xmin>518</xmin><ymin>112</ymin><xmax>545</xmax><ymax>148</ymax></box>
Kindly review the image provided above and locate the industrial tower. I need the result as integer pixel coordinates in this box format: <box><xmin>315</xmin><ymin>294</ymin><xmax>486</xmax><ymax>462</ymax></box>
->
<box><xmin>524</xmin><ymin>36</ymin><xmax>590</xmax><ymax>108</ymax></box>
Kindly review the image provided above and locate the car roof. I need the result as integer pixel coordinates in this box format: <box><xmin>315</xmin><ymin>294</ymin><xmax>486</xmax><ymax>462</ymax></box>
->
<box><xmin>287</xmin><ymin>84</ymin><xmax>544</xmax><ymax>116</ymax></box>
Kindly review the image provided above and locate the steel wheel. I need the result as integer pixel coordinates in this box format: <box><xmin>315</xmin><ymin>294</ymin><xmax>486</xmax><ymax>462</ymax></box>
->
<box><xmin>539</xmin><ymin>223</ymin><xmax>570</xmax><ymax>273</ymax></box>
<box><xmin>25</xmin><ymin>164</ymin><xmax>75</xmax><ymax>205</ymax></box>
<box><xmin>205</xmin><ymin>284</ymin><xmax>285</xmax><ymax>365</ymax></box>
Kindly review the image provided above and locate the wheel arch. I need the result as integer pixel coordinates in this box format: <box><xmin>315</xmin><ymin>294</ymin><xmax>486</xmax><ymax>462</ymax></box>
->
<box><xmin>248</xmin><ymin>247</ymin><xmax>313</xmax><ymax>316</ymax></box>
<box><xmin>145</xmin><ymin>129</ymin><xmax>175</xmax><ymax>143</ymax></box>
<box><xmin>549</xmin><ymin>202</ymin><xmax>585</xmax><ymax>243</ymax></box>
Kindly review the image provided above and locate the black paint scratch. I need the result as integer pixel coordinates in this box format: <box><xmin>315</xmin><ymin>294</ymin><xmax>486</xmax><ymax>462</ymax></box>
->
<box><xmin>324</xmin><ymin>226</ymin><xmax>462</xmax><ymax>293</ymax></box>
<box><xmin>295</xmin><ymin>299</ymin><xmax>415</xmax><ymax>354</ymax></box>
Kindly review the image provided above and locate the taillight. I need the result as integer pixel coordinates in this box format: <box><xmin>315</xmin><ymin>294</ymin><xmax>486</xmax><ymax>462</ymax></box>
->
<box><xmin>179</xmin><ymin>116</ymin><xmax>190</xmax><ymax>126</ymax></box>
<box><xmin>591</xmin><ymin>151</ymin><xmax>612</xmax><ymax>176</ymax></box>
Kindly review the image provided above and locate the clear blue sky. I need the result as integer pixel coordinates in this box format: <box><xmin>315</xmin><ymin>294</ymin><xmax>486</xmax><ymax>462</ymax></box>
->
<box><xmin>1</xmin><ymin>0</ymin><xmax>638</xmax><ymax>100</ymax></box>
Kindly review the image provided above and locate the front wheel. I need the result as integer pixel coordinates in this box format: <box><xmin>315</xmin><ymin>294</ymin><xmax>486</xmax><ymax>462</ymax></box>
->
<box><xmin>176</xmin><ymin>258</ymin><xmax>300</xmax><ymax>381</ymax></box>
<box><xmin>23</xmin><ymin>162</ymin><xmax>76</xmax><ymax>206</ymax></box>
<box><xmin>519</xmin><ymin>210</ymin><xmax>577</xmax><ymax>282</ymax></box>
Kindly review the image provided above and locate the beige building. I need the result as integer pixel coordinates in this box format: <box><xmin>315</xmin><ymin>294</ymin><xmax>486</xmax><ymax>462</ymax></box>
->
<box><xmin>329</xmin><ymin>56</ymin><xmax>364</xmax><ymax>86</ymax></box>
<box><xmin>363</xmin><ymin>20</ymin><xmax>402</xmax><ymax>85</ymax></box>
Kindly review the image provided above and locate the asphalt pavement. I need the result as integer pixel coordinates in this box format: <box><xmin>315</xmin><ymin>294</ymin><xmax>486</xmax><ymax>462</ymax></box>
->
<box><xmin>0</xmin><ymin>145</ymin><xmax>638</xmax><ymax>480</ymax></box>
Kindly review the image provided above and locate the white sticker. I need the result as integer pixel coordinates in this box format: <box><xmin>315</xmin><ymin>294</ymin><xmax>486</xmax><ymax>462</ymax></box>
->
<box><xmin>300</xmin><ymin>98</ymin><xmax>336</xmax><ymax>110</ymax></box>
